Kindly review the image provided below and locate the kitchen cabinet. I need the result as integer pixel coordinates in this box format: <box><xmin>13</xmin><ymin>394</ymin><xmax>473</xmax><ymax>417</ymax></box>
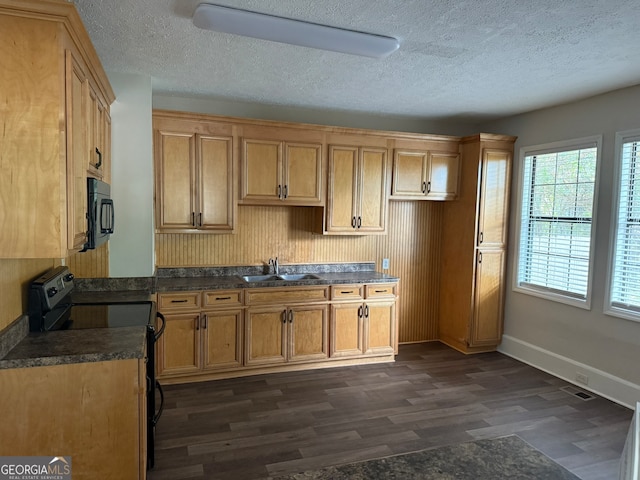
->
<box><xmin>156</xmin><ymin>290</ymin><xmax>244</xmax><ymax>377</ymax></box>
<box><xmin>325</xmin><ymin>145</ymin><xmax>389</xmax><ymax>234</ymax></box>
<box><xmin>245</xmin><ymin>287</ymin><xmax>329</xmax><ymax>366</ymax></box>
<box><xmin>330</xmin><ymin>283</ymin><xmax>397</xmax><ymax>358</ymax></box>
<box><xmin>391</xmin><ymin>149</ymin><xmax>460</xmax><ymax>200</ymax></box>
<box><xmin>153</xmin><ymin>112</ymin><xmax>235</xmax><ymax>233</ymax></box>
<box><xmin>438</xmin><ymin>134</ymin><xmax>515</xmax><ymax>353</ymax></box>
<box><xmin>0</xmin><ymin>1</ymin><xmax>114</xmax><ymax>258</ymax></box>
<box><xmin>0</xmin><ymin>358</ymin><xmax>146</xmax><ymax>479</ymax></box>
<box><xmin>240</xmin><ymin>138</ymin><xmax>323</xmax><ymax>205</ymax></box>
<box><xmin>87</xmin><ymin>82</ymin><xmax>112</xmax><ymax>181</ymax></box>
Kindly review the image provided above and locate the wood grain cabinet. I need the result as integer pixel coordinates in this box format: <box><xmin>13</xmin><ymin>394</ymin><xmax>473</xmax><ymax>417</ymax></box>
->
<box><xmin>0</xmin><ymin>1</ymin><xmax>114</xmax><ymax>258</ymax></box>
<box><xmin>325</xmin><ymin>145</ymin><xmax>389</xmax><ymax>234</ymax></box>
<box><xmin>438</xmin><ymin>134</ymin><xmax>515</xmax><ymax>353</ymax></box>
<box><xmin>0</xmin><ymin>359</ymin><xmax>146</xmax><ymax>479</ymax></box>
<box><xmin>87</xmin><ymin>82</ymin><xmax>112</xmax><ymax>181</ymax></box>
<box><xmin>391</xmin><ymin>149</ymin><xmax>460</xmax><ymax>201</ymax></box>
<box><xmin>156</xmin><ymin>290</ymin><xmax>244</xmax><ymax>377</ymax></box>
<box><xmin>240</xmin><ymin>138</ymin><xmax>323</xmax><ymax>205</ymax></box>
<box><xmin>153</xmin><ymin>112</ymin><xmax>235</xmax><ymax>233</ymax></box>
<box><xmin>330</xmin><ymin>284</ymin><xmax>397</xmax><ymax>358</ymax></box>
<box><xmin>245</xmin><ymin>287</ymin><xmax>329</xmax><ymax>366</ymax></box>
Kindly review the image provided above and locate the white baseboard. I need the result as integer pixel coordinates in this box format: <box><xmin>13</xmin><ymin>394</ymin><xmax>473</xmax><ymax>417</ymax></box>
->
<box><xmin>498</xmin><ymin>335</ymin><xmax>640</xmax><ymax>410</ymax></box>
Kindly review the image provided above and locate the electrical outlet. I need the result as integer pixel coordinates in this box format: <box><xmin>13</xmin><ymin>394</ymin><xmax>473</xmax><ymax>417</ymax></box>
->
<box><xmin>382</xmin><ymin>258</ymin><xmax>390</xmax><ymax>270</ymax></box>
<box><xmin>575</xmin><ymin>372</ymin><xmax>589</xmax><ymax>385</ymax></box>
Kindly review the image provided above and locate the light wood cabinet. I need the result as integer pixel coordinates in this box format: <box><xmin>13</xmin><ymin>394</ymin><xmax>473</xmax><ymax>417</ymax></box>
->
<box><xmin>240</xmin><ymin>138</ymin><xmax>323</xmax><ymax>205</ymax></box>
<box><xmin>438</xmin><ymin>134</ymin><xmax>515</xmax><ymax>353</ymax></box>
<box><xmin>87</xmin><ymin>81</ymin><xmax>111</xmax><ymax>180</ymax></box>
<box><xmin>330</xmin><ymin>283</ymin><xmax>397</xmax><ymax>358</ymax></box>
<box><xmin>156</xmin><ymin>290</ymin><xmax>244</xmax><ymax>377</ymax></box>
<box><xmin>0</xmin><ymin>359</ymin><xmax>146</xmax><ymax>479</ymax></box>
<box><xmin>325</xmin><ymin>145</ymin><xmax>389</xmax><ymax>234</ymax></box>
<box><xmin>0</xmin><ymin>2</ymin><xmax>114</xmax><ymax>258</ymax></box>
<box><xmin>245</xmin><ymin>287</ymin><xmax>329</xmax><ymax>366</ymax></box>
<box><xmin>153</xmin><ymin>112</ymin><xmax>235</xmax><ymax>233</ymax></box>
<box><xmin>391</xmin><ymin>149</ymin><xmax>460</xmax><ymax>201</ymax></box>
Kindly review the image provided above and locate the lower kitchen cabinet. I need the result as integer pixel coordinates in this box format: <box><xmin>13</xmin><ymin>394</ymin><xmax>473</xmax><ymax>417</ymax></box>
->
<box><xmin>330</xmin><ymin>283</ymin><xmax>397</xmax><ymax>358</ymax></box>
<box><xmin>156</xmin><ymin>290</ymin><xmax>244</xmax><ymax>378</ymax></box>
<box><xmin>0</xmin><ymin>359</ymin><xmax>146</xmax><ymax>479</ymax></box>
<box><xmin>245</xmin><ymin>304</ymin><xmax>328</xmax><ymax>366</ymax></box>
<box><xmin>156</xmin><ymin>282</ymin><xmax>397</xmax><ymax>383</ymax></box>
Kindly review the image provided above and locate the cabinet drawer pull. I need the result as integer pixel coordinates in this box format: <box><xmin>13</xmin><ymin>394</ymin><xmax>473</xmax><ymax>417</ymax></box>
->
<box><xmin>215</xmin><ymin>296</ymin><xmax>231</xmax><ymax>301</ymax></box>
<box><xmin>170</xmin><ymin>299</ymin><xmax>188</xmax><ymax>303</ymax></box>
<box><xmin>341</xmin><ymin>290</ymin><xmax>354</xmax><ymax>294</ymax></box>
<box><xmin>95</xmin><ymin>147</ymin><xmax>102</xmax><ymax>169</ymax></box>
<box><xmin>375</xmin><ymin>289</ymin><xmax>388</xmax><ymax>293</ymax></box>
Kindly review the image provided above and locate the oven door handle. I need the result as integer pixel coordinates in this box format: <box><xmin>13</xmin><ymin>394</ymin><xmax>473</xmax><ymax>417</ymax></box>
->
<box><xmin>154</xmin><ymin>312</ymin><xmax>166</xmax><ymax>341</ymax></box>
<box><xmin>153</xmin><ymin>380</ymin><xmax>164</xmax><ymax>426</ymax></box>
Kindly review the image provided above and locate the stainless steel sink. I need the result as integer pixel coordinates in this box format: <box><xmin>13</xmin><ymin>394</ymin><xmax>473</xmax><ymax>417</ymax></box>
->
<box><xmin>277</xmin><ymin>273</ymin><xmax>320</xmax><ymax>281</ymax></box>
<box><xmin>241</xmin><ymin>274</ymin><xmax>281</xmax><ymax>282</ymax></box>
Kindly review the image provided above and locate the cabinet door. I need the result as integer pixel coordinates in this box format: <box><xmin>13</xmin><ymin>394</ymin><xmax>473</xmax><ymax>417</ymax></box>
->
<box><xmin>65</xmin><ymin>50</ymin><xmax>89</xmax><ymax>251</ymax></box>
<box><xmin>392</xmin><ymin>150</ymin><xmax>427</xmax><ymax>197</ymax></box>
<box><xmin>202</xmin><ymin>309</ymin><xmax>243</xmax><ymax>370</ymax></box>
<box><xmin>330</xmin><ymin>303</ymin><xmax>364</xmax><ymax>358</ymax></box>
<box><xmin>284</xmin><ymin>142</ymin><xmax>322</xmax><ymax>205</ymax></box>
<box><xmin>155</xmin><ymin>130</ymin><xmax>196</xmax><ymax>231</ymax></box>
<box><xmin>326</xmin><ymin>146</ymin><xmax>359</xmax><ymax>232</ymax></box>
<box><xmin>358</xmin><ymin>147</ymin><xmax>388</xmax><ymax>232</ymax></box>
<box><xmin>470</xmin><ymin>249</ymin><xmax>505</xmax><ymax>347</ymax></box>
<box><xmin>288</xmin><ymin>305</ymin><xmax>328</xmax><ymax>362</ymax></box>
<box><xmin>156</xmin><ymin>312</ymin><xmax>201</xmax><ymax>376</ymax></box>
<box><xmin>87</xmin><ymin>84</ymin><xmax>101</xmax><ymax>177</ymax></box>
<box><xmin>477</xmin><ymin>149</ymin><xmax>511</xmax><ymax>248</ymax></box>
<box><xmin>427</xmin><ymin>152</ymin><xmax>459</xmax><ymax>200</ymax></box>
<box><xmin>241</xmin><ymin>139</ymin><xmax>282</xmax><ymax>202</ymax></box>
<box><xmin>364</xmin><ymin>301</ymin><xmax>395</xmax><ymax>355</ymax></box>
<box><xmin>245</xmin><ymin>307</ymin><xmax>287</xmax><ymax>366</ymax></box>
<box><xmin>197</xmin><ymin>135</ymin><xmax>234</xmax><ymax>231</ymax></box>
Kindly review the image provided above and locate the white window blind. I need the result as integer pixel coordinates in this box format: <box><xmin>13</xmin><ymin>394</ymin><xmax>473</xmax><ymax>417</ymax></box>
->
<box><xmin>517</xmin><ymin>142</ymin><xmax>598</xmax><ymax>302</ymax></box>
<box><xmin>610</xmin><ymin>136</ymin><xmax>640</xmax><ymax>314</ymax></box>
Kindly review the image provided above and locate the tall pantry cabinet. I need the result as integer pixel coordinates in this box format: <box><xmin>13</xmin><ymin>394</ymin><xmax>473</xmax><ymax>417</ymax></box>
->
<box><xmin>438</xmin><ymin>134</ymin><xmax>516</xmax><ymax>353</ymax></box>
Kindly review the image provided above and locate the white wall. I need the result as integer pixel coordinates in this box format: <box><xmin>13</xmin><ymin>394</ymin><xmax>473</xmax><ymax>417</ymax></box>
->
<box><xmin>108</xmin><ymin>73</ymin><xmax>155</xmax><ymax>277</ymax></box>
<box><xmin>482</xmin><ymin>84</ymin><xmax>640</xmax><ymax>407</ymax></box>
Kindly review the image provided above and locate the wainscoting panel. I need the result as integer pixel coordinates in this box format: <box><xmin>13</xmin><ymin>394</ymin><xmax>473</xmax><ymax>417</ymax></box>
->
<box><xmin>155</xmin><ymin>202</ymin><xmax>443</xmax><ymax>343</ymax></box>
<box><xmin>67</xmin><ymin>242</ymin><xmax>109</xmax><ymax>279</ymax></box>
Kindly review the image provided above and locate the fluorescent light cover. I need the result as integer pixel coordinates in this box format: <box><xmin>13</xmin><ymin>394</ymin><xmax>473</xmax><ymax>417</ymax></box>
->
<box><xmin>192</xmin><ymin>3</ymin><xmax>400</xmax><ymax>58</ymax></box>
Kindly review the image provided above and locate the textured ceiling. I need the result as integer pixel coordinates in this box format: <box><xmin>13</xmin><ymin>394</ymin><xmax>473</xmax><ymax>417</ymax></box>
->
<box><xmin>74</xmin><ymin>0</ymin><xmax>640</xmax><ymax>122</ymax></box>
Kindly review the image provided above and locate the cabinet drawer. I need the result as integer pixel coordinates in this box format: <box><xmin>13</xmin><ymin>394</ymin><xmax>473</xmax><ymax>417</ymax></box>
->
<box><xmin>330</xmin><ymin>285</ymin><xmax>363</xmax><ymax>301</ymax></box>
<box><xmin>158</xmin><ymin>291</ymin><xmax>201</xmax><ymax>311</ymax></box>
<box><xmin>365</xmin><ymin>283</ymin><xmax>397</xmax><ymax>298</ymax></box>
<box><xmin>245</xmin><ymin>286</ymin><xmax>329</xmax><ymax>305</ymax></box>
<box><xmin>203</xmin><ymin>290</ymin><xmax>243</xmax><ymax>309</ymax></box>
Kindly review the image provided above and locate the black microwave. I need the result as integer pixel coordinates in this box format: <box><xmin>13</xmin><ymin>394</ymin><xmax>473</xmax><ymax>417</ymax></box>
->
<box><xmin>82</xmin><ymin>178</ymin><xmax>114</xmax><ymax>251</ymax></box>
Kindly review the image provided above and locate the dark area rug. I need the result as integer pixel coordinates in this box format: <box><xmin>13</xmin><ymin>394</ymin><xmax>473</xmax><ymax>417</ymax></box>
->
<box><xmin>266</xmin><ymin>435</ymin><xmax>581</xmax><ymax>479</ymax></box>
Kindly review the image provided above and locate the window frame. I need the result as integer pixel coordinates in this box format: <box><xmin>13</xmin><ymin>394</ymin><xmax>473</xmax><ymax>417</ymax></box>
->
<box><xmin>512</xmin><ymin>135</ymin><xmax>602</xmax><ymax>309</ymax></box>
<box><xmin>605</xmin><ymin>128</ymin><xmax>640</xmax><ymax>322</ymax></box>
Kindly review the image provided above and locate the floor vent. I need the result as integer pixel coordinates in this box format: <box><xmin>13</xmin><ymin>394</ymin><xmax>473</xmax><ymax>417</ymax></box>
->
<box><xmin>561</xmin><ymin>385</ymin><xmax>596</xmax><ymax>401</ymax></box>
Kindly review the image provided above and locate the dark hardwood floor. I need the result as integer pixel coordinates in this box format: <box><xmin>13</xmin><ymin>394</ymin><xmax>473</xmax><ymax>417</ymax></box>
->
<box><xmin>149</xmin><ymin>342</ymin><xmax>632</xmax><ymax>480</ymax></box>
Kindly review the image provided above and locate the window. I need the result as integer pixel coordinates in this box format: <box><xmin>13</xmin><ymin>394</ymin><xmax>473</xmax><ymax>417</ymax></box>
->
<box><xmin>607</xmin><ymin>129</ymin><xmax>640</xmax><ymax>321</ymax></box>
<box><xmin>514</xmin><ymin>137</ymin><xmax>600</xmax><ymax>308</ymax></box>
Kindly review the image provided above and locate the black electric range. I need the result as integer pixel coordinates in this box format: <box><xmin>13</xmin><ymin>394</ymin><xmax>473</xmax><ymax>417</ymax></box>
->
<box><xmin>28</xmin><ymin>266</ymin><xmax>164</xmax><ymax>470</ymax></box>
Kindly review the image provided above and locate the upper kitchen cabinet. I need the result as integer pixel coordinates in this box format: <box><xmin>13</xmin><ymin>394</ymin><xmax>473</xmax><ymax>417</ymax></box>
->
<box><xmin>0</xmin><ymin>0</ymin><xmax>115</xmax><ymax>258</ymax></box>
<box><xmin>438</xmin><ymin>134</ymin><xmax>516</xmax><ymax>354</ymax></box>
<box><xmin>239</xmin><ymin>124</ymin><xmax>323</xmax><ymax>206</ymax></box>
<box><xmin>390</xmin><ymin>136</ymin><xmax>460</xmax><ymax>201</ymax></box>
<box><xmin>153</xmin><ymin>111</ymin><xmax>236</xmax><ymax>234</ymax></box>
<box><xmin>321</xmin><ymin>136</ymin><xmax>389</xmax><ymax>235</ymax></box>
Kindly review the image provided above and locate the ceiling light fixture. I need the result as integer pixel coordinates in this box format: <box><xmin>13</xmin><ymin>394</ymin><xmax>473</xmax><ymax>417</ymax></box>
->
<box><xmin>192</xmin><ymin>3</ymin><xmax>400</xmax><ymax>58</ymax></box>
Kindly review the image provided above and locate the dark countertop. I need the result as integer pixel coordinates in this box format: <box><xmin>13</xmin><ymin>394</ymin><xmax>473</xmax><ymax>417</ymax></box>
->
<box><xmin>0</xmin><ymin>326</ymin><xmax>147</xmax><ymax>369</ymax></box>
<box><xmin>156</xmin><ymin>271</ymin><xmax>399</xmax><ymax>292</ymax></box>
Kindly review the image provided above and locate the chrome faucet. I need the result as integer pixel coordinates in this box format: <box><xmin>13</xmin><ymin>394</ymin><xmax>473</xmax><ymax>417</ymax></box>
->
<box><xmin>268</xmin><ymin>257</ymin><xmax>279</xmax><ymax>275</ymax></box>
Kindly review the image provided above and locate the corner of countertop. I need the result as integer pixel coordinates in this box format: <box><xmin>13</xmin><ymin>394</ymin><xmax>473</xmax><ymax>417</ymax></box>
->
<box><xmin>0</xmin><ymin>315</ymin><xmax>29</xmax><ymax>360</ymax></box>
